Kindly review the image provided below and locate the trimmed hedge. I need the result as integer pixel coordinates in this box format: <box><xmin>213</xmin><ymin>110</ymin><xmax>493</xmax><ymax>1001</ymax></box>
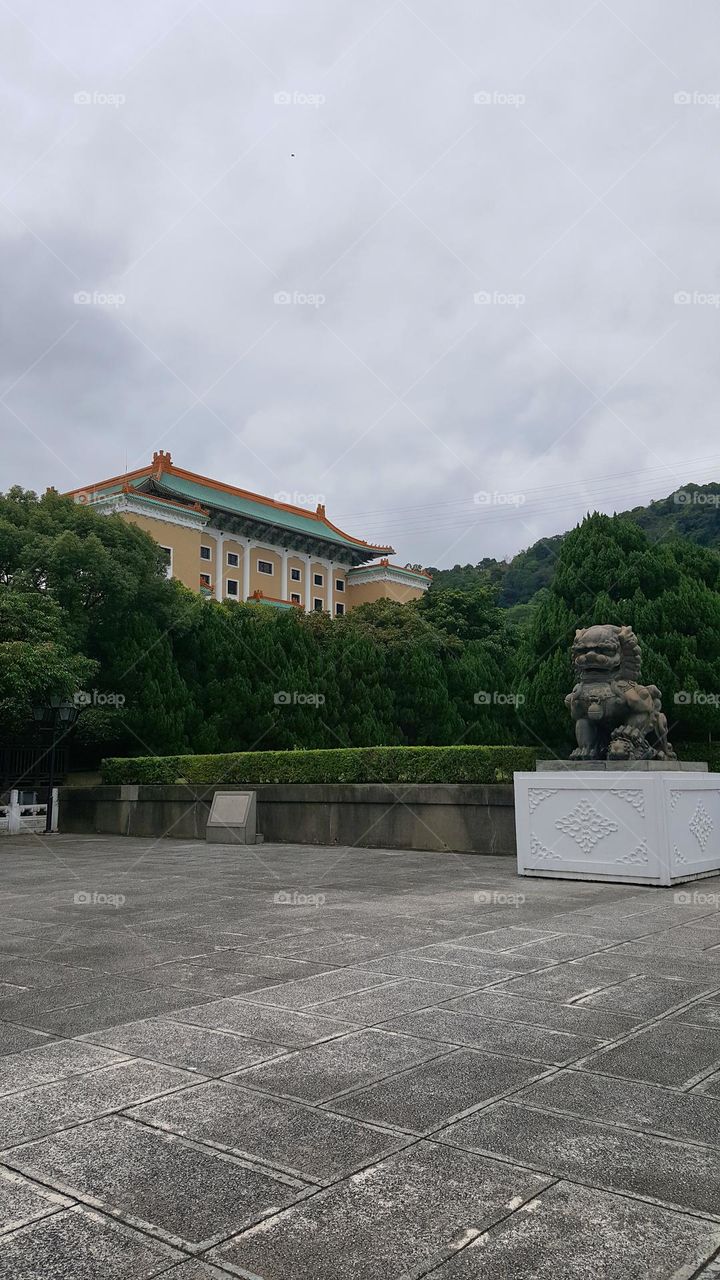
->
<box><xmin>677</xmin><ymin>743</ymin><xmax>720</xmax><ymax>772</ymax></box>
<box><xmin>101</xmin><ymin>745</ymin><xmax>538</xmax><ymax>787</ymax></box>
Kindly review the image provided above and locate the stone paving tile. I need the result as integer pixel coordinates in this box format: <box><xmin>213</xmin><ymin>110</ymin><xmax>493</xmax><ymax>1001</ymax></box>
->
<box><xmin>577</xmin><ymin>975</ymin><xmax>715</xmax><ymax>1018</ymax></box>
<box><xmin>438</xmin><ymin>1101</ymin><xmax>720</xmax><ymax>1216</ymax></box>
<box><xmin>516</xmin><ymin>1068</ymin><xmax>720</xmax><ymax>1145</ymax></box>
<box><xmin>387</xmin><ymin>1007</ymin><xmax>597</xmax><ymax>1065</ymax></box>
<box><xmin>310</xmin><ymin>978</ymin><xmax>465</xmax><ymax>1024</ymax></box>
<box><xmin>673</xmin><ymin>1000</ymin><xmax>720</xmax><ymax>1030</ymax></box>
<box><xmin>19</xmin><ymin>987</ymin><xmax>218</xmax><ymax>1037</ymax></box>
<box><xmin>131</xmin><ymin>964</ymin><xmax>285</xmax><ymax>998</ymax></box>
<box><xmin>494</xmin><ymin>963</ymin><xmax>644</xmax><ymax>1005</ymax></box>
<box><xmin>174</xmin><ymin>999</ymin><xmax>356</xmax><ymax>1045</ymax></box>
<box><xmin>174</xmin><ymin>952</ymin><xmax>333</xmax><ymax>981</ymax></box>
<box><xmin>81</xmin><ymin>1016</ymin><xmax>285</xmax><ymax>1076</ymax></box>
<box><xmin>230</xmin><ymin>1028</ymin><xmax>449</xmax><ymax>1102</ymax></box>
<box><xmin>0</xmin><ymin>1165</ymin><xmax>70</xmax><ymax>1234</ymax></box>
<box><xmin>38</xmin><ymin>941</ymin><xmax>206</xmax><ymax>975</ymax></box>
<box><xmin>129</xmin><ymin>1078</ymin><xmax>407</xmax><ymax>1183</ymax></box>
<box><xmin>503</xmin><ymin>935</ymin><xmax>619</xmax><ymax>962</ymax></box>
<box><xmin>0</xmin><ymin>1059</ymin><xmax>198</xmax><ymax>1149</ymax></box>
<box><xmin>593</xmin><ymin>942</ymin><xmax>720</xmax><ymax>982</ymax></box>
<box><xmin>158</xmin><ymin>1264</ymin><xmax>232</xmax><ymax>1279</ymax></box>
<box><xmin>236</xmin><ymin>967</ymin><xmax>396</xmax><ymax>1009</ymax></box>
<box><xmin>404</xmin><ymin>943</ymin><xmax>550</xmax><ymax>974</ymax></box>
<box><xmin>0</xmin><ymin>1022</ymin><xmax>56</xmax><ymax>1057</ymax></box>
<box><xmin>0</xmin><ymin>1039</ymin><xmax>126</xmax><ymax>1097</ymax></box>
<box><xmin>428</xmin><ymin>1181</ymin><xmax>720</xmax><ymax>1280</ymax></box>
<box><xmin>580</xmin><ymin>1022</ymin><xmax>720</xmax><ymax>1088</ymax></box>
<box><xmin>0</xmin><ymin>974</ymin><xmax>165</xmax><ymax>1020</ymax></box>
<box><xmin>695</xmin><ymin>1070</ymin><xmax>720</xmax><ymax>1099</ymax></box>
<box><xmin>7</xmin><ymin>1114</ymin><xmax>305</xmax><ymax>1250</ymax></box>
<box><xmin>446</xmin><ymin>927</ymin><xmax>565</xmax><ymax>952</ymax></box>
<box><xmin>210</xmin><ymin>1140</ymin><xmax>549</xmax><ymax>1279</ymax></box>
<box><xmin>329</xmin><ymin>1047</ymin><xmax>545</xmax><ymax>1134</ymax></box>
<box><xmin>441</xmin><ymin>990</ymin><xmax>643</xmax><ymax>1042</ymax></box>
<box><xmin>358</xmin><ymin>954</ymin><xmax>521</xmax><ymax>986</ymax></box>
<box><xmin>0</xmin><ymin>1204</ymin><xmax>181</xmax><ymax>1279</ymax></box>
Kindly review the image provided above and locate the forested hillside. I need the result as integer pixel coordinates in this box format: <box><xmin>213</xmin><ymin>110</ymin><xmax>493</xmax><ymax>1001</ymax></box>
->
<box><xmin>427</xmin><ymin>482</ymin><xmax>720</xmax><ymax>605</ymax></box>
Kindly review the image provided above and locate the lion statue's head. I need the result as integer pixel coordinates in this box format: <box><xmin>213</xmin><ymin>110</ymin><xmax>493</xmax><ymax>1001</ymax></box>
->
<box><xmin>571</xmin><ymin>624</ymin><xmax>642</xmax><ymax>681</ymax></box>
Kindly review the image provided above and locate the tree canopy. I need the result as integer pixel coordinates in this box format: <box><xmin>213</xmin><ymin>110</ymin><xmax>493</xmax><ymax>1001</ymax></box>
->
<box><xmin>1</xmin><ymin>489</ymin><xmax>718</xmax><ymax>762</ymax></box>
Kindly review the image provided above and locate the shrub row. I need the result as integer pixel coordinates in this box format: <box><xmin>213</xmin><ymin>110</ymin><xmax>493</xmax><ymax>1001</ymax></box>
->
<box><xmin>102</xmin><ymin>744</ymin><xmax>539</xmax><ymax>787</ymax></box>
<box><xmin>677</xmin><ymin>742</ymin><xmax>720</xmax><ymax>772</ymax></box>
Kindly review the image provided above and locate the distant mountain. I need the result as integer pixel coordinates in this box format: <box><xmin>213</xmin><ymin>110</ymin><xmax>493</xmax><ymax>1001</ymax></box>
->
<box><xmin>426</xmin><ymin>482</ymin><xmax>720</xmax><ymax>606</ymax></box>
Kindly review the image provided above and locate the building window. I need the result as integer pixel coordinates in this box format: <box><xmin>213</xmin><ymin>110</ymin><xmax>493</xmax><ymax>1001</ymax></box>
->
<box><xmin>290</xmin><ymin>567</ymin><xmax>301</xmax><ymax>581</ymax></box>
<box><xmin>227</xmin><ymin>551</ymin><xmax>239</xmax><ymax>567</ymax></box>
<box><xmin>159</xmin><ymin>546</ymin><xmax>173</xmax><ymax>579</ymax></box>
<box><xmin>258</xmin><ymin>559</ymin><xmax>273</xmax><ymax>575</ymax></box>
<box><xmin>291</xmin><ymin>592</ymin><xmax>301</xmax><ymax>604</ymax></box>
<box><xmin>335</xmin><ymin>578</ymin><xmax>345</xmax><ymax>592</ymax></box>
<box><xmin>226</xmin><ymin>579</ymin><xmax>239</xmax><ymax>597</ymax></box>
<box><xmin>200</xmin><ymin>573</ymin><xmax>211</xmax><ymax>588</ymax></box>
<box><xmin>313</xmin><ymin>572</ymin><xmax>323</xmax><ymax>586</ymax></box>
<box><xmin>335</xmin><ymin>601</ymin><xmax>345</xmax><ymax>615</ymax></box>
<box><xmin>200</xmin><ymin>545</ymin><xmax>211</xmax><ymax>561</ymax></box>
<box><xmin>313</xmin><ymin>597</ymin><xmax>323</xmax><ymax>611</ymax></box>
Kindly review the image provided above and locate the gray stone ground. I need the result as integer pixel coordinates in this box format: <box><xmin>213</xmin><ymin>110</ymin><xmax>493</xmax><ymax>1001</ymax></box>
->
<box><xmin>1</xmin><ymin>836</ymin><xmax>720</xmax><ymax>1278</ymax></box>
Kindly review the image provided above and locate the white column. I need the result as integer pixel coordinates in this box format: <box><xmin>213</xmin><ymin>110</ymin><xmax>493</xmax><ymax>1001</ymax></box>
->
<box><xmin>280</xmin><ymin>549</ymin><xmax>288</xmax><ymax>601</ymax></box>
<box><xmin>241</xmin><ymin>539</ymin><xmax>251</xmax><ymax>601</ymax></box>
<box><xmin>304</xmin><ymin>553</ymin><xmax>313</xmax><ymax>612</ymax></box>
<box><xmin>325</xmin><ymin>559</ymin><xmax>334</xmax><ymax>614</ymax></box>
<box><xmin>213</xmin><ymin>531</ymin><xmax>225</xmax><ymax>601</ymax></box>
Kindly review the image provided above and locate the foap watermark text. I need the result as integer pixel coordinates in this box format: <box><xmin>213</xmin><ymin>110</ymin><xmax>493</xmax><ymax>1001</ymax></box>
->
<box><xmin>74</xmin><ymin>890</ymin><xmax>125</xmax><ymax>908</ymax></box>
<box><xmin>273</xmin><ymin>890</ymin><xmax>326</xmax><ymax>907</ymax></box>
<box><xmin>474</xmin><ymin>890</ymin><xmax>525</xmax><ymax>906</ymax></box>
<box><xmin>274</xmin><ymin>691</ymin><xmax>325</xmax><ymax>707</ymax></box>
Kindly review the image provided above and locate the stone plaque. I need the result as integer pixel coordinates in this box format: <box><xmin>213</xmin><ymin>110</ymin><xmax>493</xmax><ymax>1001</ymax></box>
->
<box><xmin>206</xmin><ymin>791</ymin><xmax>257</xmax><ymax>845</ymax></box>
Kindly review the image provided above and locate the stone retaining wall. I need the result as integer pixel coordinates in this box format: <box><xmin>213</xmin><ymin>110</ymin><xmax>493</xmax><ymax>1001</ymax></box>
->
<box><xmin>58</xmin><ymin>782</ymin><xmax>517</xmax><ymax>855</ymax></box>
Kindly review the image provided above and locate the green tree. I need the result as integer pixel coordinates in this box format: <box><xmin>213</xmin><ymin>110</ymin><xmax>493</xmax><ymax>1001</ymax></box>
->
<box><xmin>0</xmin><ymin>593</ymin><xmax>95</xmax><ymax>737</ymax></box>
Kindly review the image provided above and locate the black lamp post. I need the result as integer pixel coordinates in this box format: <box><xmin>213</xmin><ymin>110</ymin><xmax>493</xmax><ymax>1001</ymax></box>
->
<box><xmin>32</xmin><ymin>695</ymin><xmax>81</xmax><ymax>833</ymax></box>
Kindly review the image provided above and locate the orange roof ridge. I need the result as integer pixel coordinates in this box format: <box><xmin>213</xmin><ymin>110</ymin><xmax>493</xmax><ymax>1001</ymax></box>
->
<box><xmin>158</xmin><ymin>460</ymin><xmax>393</xmax><ymax>552</ymax></box>
<box><xmin>249</xmin><ymin>590</ymin><xmax>302</xmax><ymax>607</ymax></box>
<box><xmin>63</xmin><ymin>455</ymin><xmax>394</xmax><ymax>554</ymax></box>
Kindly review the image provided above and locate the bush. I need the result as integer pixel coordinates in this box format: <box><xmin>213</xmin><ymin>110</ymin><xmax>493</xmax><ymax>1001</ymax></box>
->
<box><xmin>102</xmin><ymin>744</ymin><xmax>538</xmax><ymax>786</ymax></box>
<box><xmin>677</xmin><ymin>742</ymin><xmax>720</xmax><ymax>771</ymax></box>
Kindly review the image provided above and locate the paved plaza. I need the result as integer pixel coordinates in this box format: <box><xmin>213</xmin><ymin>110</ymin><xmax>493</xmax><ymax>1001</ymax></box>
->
<box><xmin>1</xmin><ymin>834</ymin><xmax>720</xmax><ymax>1277</ymax></box>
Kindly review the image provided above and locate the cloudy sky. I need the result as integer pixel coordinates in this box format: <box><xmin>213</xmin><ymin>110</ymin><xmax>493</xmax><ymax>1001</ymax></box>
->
<box><xmin>2</xmin><ymin>1</ymin><xmax>719</xmax><ymax>568</ymax></box>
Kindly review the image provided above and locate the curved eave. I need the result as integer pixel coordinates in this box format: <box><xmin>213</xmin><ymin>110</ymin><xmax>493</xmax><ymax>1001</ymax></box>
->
<box><xmin>147</xmin><ymin>475</ymin><xmax>394</xmax><ymax>562</ymax></box>
<box><xmin>62</xmin><ymin>461</ymin><xmax>395</xmax><ymax>563</ymax></box>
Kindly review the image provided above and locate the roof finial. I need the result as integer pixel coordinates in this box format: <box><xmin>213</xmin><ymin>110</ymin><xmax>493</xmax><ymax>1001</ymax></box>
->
<box><xmin>152</xmin><ymin>450</ymin><xmax>172</xmax><ymax>472</ymax></box>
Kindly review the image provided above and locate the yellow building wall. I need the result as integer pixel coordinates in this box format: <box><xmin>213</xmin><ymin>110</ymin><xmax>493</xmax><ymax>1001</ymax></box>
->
<box><xmin>121</xmin><ymin>511</ymin><xmax>203</xmax><ymax>591</ymax></box>
<box><xmin>249</xmin><ymin>547</ymin><xmax>282</xmax><ymax>596</ymax></box>
<box><xmin>333</xmin><ymin>568</ymin><xmax>348</xmax><ymax>613</ymax></box>
<box><xmin>346</xmin><ymin>579</ymin><xmax>426</xmax><ymax>608</ymax></box>
<box><xmin>309</xmin><ymin>560</ymin><xmax>328</xmax><ymax>610</ymax></box>
<box><xmin>287</xmin><ymin>555</ymin><xmax>305</xmax><ymax>604</ymax></box>
<box><xmin>117</xmin><ymin>509</ymin><xmax>396</xmax><ymax>610</ymax></box>
<box><xmin>222</xmin><ymin>538</ymin><xmax>245</xmax><ymax>598</ymax></box>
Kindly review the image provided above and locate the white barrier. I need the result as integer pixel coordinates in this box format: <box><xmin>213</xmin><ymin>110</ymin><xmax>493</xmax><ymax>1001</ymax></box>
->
<box><xmin>0</xmin><ymin>790</ymin><xmax>58</xmax><ymax>835</ymax></box>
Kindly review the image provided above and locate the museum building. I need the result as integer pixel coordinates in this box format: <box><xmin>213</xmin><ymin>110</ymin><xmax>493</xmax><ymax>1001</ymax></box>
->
<box><xmin>64</xmin><ymin>451</ymin><xmax>430</xmax><ymax>612</ymax></box>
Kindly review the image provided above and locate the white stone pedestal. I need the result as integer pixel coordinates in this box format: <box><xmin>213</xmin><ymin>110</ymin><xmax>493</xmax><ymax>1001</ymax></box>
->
<box><xmin>515</xmin><ymin>771</ymin><xmax>720</xmax><ymax>886</ymax></box>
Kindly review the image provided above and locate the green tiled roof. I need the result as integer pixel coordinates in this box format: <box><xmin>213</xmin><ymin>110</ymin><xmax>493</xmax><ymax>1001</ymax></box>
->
<box><xmin>149</xmin><ymin>473</ymin><xmax>389</xmax><ymax>556</ymax></box>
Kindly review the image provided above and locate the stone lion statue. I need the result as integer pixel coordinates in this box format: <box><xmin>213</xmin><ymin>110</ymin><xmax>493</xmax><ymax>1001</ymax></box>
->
<box><xmin>565</xmin><ymin>624</ymin><xmax>675</xmax><ymax>761</ymax></box>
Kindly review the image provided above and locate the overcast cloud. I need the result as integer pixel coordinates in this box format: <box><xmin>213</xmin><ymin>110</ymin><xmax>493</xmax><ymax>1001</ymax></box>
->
<box><xmin>1</xmin><ymin>1</ymin><xmax>719</xmax><ymax>567</ymax></box>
